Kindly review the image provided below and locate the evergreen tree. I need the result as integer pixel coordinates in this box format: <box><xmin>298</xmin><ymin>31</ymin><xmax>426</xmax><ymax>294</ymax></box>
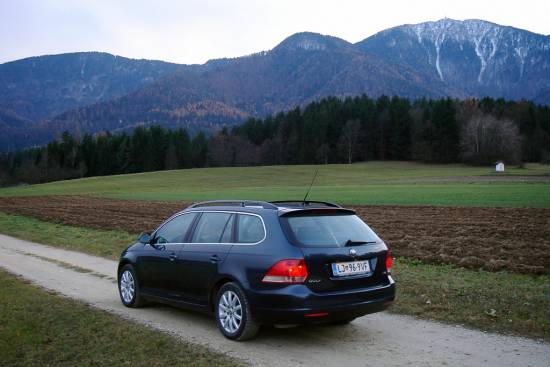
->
<box><xmin>191</xmin><ymin>132</ymin><xmax>208</xmax><ymax>168</ymax></box>
<box><xmin>2</xmin><ymin>95</ymin><xmax>549</xmax><ymax>186</ymax></box>
<box><xmin>430</xmin><ymin>98</ymin><xmax>460</xmax><ymax>162</ymax></box>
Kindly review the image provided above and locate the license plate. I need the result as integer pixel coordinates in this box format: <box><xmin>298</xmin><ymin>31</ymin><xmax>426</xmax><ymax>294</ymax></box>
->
<box><xmin>331</xmin><ymin>260</ymin><xmax>371</xmax><ymax>277</ymax></box>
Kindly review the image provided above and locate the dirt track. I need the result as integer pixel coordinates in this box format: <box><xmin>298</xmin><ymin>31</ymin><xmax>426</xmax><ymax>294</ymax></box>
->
<box><xmin>1</xmin><ymin>234</ymin><xmax>549</xmax><ymax>367</ymax></box>
<box><xmin>0</xmin><ymin>196</ymin><xmax>549</xmax><ymax>274</ymax></box>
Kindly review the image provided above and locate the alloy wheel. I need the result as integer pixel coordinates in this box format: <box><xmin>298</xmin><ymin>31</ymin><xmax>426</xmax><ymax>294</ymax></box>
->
<box><xmin>120</xmin><ymin>270</ymin><xmax>135</xmax><ymax>304</ymax></box>
<box><xmin>218</xmin><ymin>290</ymin><xmax>242</xmax><ymax>333</ymax></box>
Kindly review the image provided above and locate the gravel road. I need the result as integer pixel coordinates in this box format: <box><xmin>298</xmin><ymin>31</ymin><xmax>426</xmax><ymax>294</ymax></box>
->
<box><xmin>0</xmin><ymin>234</ymin><xmax>548</xmax><ymax>367</ymax></box>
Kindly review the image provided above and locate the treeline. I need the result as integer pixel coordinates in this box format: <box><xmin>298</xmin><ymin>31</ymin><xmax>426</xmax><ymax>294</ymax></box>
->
<box><xmin>1</xmin><ymin>95</ymin><xmax>549</xmax><ymax>185</ymax></box>
<box><xmin>0</xmin><ymin>127</ymin><xmax>208</xmax><ymax>184</ymax></box>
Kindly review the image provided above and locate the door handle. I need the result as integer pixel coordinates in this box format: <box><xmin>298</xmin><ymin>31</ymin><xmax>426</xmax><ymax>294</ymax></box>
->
<box><xmin>169</xmin><ymin>253</ymin><xmax>178</xmax><ymax>261</ymax></box>
<box><xmin>210</xmin><ymin>254</ymin><xmax>220</xmax><ymax>263</ymax></box>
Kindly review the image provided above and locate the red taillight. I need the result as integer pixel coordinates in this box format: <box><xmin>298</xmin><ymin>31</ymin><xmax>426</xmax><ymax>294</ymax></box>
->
<box><xmin>262</xmin><ymin>259</ymin><xmax>308</xmax><ymax>284</ymax></box>
<box><xmin>386</xmin><ymin>250</ymin><xmax>393</xmax><ymax>274</ymax></box>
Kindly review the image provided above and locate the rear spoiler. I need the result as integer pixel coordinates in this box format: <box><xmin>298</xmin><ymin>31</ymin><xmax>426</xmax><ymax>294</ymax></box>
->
<box><xmin>278</xmin><ymin>207</ymin><xmax>356</xmax><ymax>217</ymax></box>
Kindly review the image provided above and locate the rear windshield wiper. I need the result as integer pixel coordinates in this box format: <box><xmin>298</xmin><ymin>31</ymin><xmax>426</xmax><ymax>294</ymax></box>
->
<box><xmin>344</xmin><ymin>239</ymin><xmax>377</xmax><ymax>247</ymax></box>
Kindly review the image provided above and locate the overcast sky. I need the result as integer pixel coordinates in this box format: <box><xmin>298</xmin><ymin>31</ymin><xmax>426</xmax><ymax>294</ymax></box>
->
<box><xmin>1</xmin><ymin>0</ymin><xmax>549</xmax><ymax>65</ymax></box>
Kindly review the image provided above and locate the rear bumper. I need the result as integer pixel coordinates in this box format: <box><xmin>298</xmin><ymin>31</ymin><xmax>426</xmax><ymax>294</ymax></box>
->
<box><xmin>247</xmin><ymin>276</ymin><xmax>396</xmax><ymax>324</ymax></box>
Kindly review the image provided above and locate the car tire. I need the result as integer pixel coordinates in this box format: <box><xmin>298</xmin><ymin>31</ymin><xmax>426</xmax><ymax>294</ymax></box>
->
<box><xmin>118</xmin><ymin>264</ymin><xmax>145</xmax><ymax>308</ymax></box>
<box><xmin>215</xmin><ymin>282</ymin><xmax>259</xmax><ymax>341</ymax></box>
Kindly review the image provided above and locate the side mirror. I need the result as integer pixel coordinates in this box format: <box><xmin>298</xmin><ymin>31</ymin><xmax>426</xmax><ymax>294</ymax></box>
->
<box><xmin>138</xmin><ymin>232</ymin><xmax>151</xmax><ymax>244</ymax></box>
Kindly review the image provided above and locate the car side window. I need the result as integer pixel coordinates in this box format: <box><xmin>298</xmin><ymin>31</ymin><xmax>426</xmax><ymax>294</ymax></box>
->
<box><xmin>191</xmin><ymin>212</ymin><xmax>234</xmax><ymax>243</ymax></box>
<box><xmin>154</xmin><ymin>213</ymin><xmax>197</xmax><ymax>244</ymax></box>
<box><xmin>220</xmin><ymin>214</ymin><xmax>234</xmax><ymax>243</ymax></box>
<box><xmin>237</xmin><ymin>214</ymin><xmax>264</xmax><ymax>243</ymax></box>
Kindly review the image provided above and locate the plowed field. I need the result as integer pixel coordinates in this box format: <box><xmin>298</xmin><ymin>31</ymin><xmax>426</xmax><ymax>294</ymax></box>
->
<box><xmin>0</xmin><ymin>196</ymin><xmax>548</xmax><ymax>274</ymax></box>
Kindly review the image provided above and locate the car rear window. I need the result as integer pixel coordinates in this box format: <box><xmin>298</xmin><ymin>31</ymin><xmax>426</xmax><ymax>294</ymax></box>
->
<box><xmin>282</xmin><ymin>214</ymin><xmax>381</xmax><ymax>247</ymax></box>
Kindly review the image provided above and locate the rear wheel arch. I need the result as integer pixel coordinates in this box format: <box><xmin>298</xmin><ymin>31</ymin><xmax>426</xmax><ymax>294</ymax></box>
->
<box><xmin>209</xmin><ymin>277</ymin><xmax>240</xmax><ymax>312</ymax></box>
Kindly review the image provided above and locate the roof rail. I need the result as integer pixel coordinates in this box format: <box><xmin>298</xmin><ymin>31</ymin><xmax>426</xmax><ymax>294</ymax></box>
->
<box><xmin>188</xmin><ymin>200</ymin><xmax>278</xmax><ymax>210</ymax></box>
<box><xmin>270</xmin><ymin>200</ymin><xmax>342</xmax><ymax>208</ymax></box>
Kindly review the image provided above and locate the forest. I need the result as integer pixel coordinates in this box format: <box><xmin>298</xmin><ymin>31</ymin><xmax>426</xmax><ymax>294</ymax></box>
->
<box><xmin>1</xmin><ymin>95</ymin><xmax>549</xmax><ymax>185</ymax></box>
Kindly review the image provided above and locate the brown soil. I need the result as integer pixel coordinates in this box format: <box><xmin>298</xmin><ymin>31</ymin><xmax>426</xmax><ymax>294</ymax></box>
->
<box><xmin>351</xmin><ymin>205</ymin><xmax>550</xmax><ymax>275</ymax></box>
<box><xmin>0</xmin><ymin>196</ymin><xmax>548</xmax><ymax>275</ymax></box>
<box><xmin>0</xmin><ymin>196</ymin><xmax>184</xmax><ymax>233</ymax></box>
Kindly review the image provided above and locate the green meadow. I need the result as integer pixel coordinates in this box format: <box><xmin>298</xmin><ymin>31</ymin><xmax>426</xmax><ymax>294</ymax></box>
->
<box><xmin>2</xmin><ymin>161</ymin><xmax>549</xmax><ymax>207</ymax></box>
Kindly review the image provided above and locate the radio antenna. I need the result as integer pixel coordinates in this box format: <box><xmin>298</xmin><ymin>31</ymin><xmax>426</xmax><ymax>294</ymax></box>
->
<box><xmin>302</xmin><ymin>170</ymin><xmax>318</xmax><ymax>205</ymax></box>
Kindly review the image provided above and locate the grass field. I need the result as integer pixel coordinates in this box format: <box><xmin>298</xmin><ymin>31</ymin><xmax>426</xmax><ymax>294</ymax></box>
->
<box><xmin>0</xmin><ymin>270</ymin><xmax>240</xmax><ymax>367</ymax></box>
<box><xmin>2</xmin><ymin>161</ymin><xmax>550</xmax><ymax>207</ymax></box>
<box><xmin>0</xmin><ymin>161</ymin><xmax>548</xmax><ymax>341</ymax></box>
<box><xmin>0</xmin><ymin>212</ymin><xmax>135</xmax><ymax>258</ymax></box>
<box><xmin>1</xmin><ymin>212</ymin><xmax>547</xmax><ymax>340</ymax></box>
<box><xmin>395</xmin><ymin>259</ymin><xmax>549</xmax><ymax>340</ymax></box>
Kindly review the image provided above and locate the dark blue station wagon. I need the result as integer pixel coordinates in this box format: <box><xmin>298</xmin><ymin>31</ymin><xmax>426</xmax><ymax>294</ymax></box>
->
<box><xmin>118</xmin><ymin>200</ymin><xmax>396</xmax><ymax>340</ymax></box>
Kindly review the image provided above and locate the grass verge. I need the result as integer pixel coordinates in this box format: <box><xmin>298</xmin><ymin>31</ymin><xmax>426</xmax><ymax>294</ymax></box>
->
<box><xmin>392</xmin><ymin>259</ymin><xmax>550</xmax><ymax>340</ymax></box>
<box><xmin>0</xmin><ymin>211</ymin><xmax>135</xmax><ymax>259</ymax></box>
<box><xmin>1</xmin><ymin>212</ymin><xmax>548</xmax><ymax>341</ymax></box>
<box><xmin>0</xmin><ymin>269</ymin><xmax>241</xmax><ymax>367</ymax></box>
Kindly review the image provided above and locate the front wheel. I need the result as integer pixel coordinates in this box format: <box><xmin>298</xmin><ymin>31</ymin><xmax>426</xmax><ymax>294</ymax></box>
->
<box><xmin>118</xmin><ymin>264</ymin><xmax>145</xmax><ymax>308</ymax></box>
<box><xmin>215</xmin><ymin>282</ymin><xmax>259</xmax><ymax>341</ymax></box>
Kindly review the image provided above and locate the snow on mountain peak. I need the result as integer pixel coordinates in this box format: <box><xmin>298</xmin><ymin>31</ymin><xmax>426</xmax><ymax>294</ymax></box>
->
<box><xmin>398</xmin><ymin>18</ymin><xmax>550</xmax><ymax>84</ymax></box>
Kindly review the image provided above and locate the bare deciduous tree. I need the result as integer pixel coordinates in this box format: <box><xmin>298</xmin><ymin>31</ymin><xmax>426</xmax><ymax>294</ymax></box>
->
<box><xmin>316</xmin><ymin>143</ymin><xmax>330</xmax><ymax>164</ymax></box>
<box><xmin>339</xmin><ymin>119</ymin><xmax>361</xmax><ymax>164</ymax></box>
<box><xmin>461</xmin><ymin>114</ymin><xmax>521</xmax><ymax>164</ymax></box>
<box><xmin>208</xmin><ymin>134</ymin><xmax>260</xmax><ymax>167</ymax></box>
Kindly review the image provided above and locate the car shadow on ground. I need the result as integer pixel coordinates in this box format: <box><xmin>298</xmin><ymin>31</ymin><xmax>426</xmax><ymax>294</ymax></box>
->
<box><xmin>146</xmin><ymin>301</ymin><xmax>377</xmax><ymax>345</ymax></box>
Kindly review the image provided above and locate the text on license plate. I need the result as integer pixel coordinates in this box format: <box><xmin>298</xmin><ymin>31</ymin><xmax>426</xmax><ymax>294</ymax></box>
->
<box><xmin>331</xmin><ymin>260</ymin><xmax>371</xmax><ymax>277</ymax></box>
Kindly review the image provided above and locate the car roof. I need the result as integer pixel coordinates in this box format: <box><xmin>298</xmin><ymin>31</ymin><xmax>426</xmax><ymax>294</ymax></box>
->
<box><xmin>183</xmin><ymin>200</ymin><xmax>355</xmax><ymax>216</ymax></box>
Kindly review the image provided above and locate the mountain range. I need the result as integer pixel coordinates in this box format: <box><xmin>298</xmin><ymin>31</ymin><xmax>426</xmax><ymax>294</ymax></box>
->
<box><xmin>1</xmin><ymin>18</ymin><xmax>549</xmax><ymax>151</ymax></box>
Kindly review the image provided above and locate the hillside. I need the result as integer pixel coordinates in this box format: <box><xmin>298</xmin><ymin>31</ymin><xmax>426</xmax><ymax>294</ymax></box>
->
<box><xmin>0</xmin><ymin>52</ymin><xmax>183</xmax><ymax>122</ymax></box>
<box><xmin>38</xmin><ymin>33</ymin><xmax>440</xmax><ymax>144</ymax></box>
<box><xmin>0</xmin><ymin>52</ymin><xmax>185</xmax><ymax>150</ymax></box>
<box><xmin>357</xmin><ymin>18</ymin><xmax>550</xmax><ymax>102</ymax></box>
<box><xmin>1</xmin><ymin>18</ymin><xmax>549</xmax><ymax>151</ymax></box>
